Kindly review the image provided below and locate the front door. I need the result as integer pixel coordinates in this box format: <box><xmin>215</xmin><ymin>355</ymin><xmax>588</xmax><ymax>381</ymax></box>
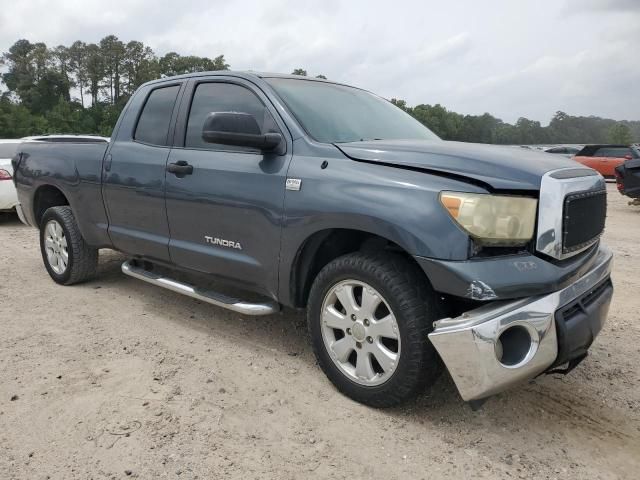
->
<box><xmin>164</xmin><ymin>79</ymin><xmax>291</xmax><ymax>298</ymax></box>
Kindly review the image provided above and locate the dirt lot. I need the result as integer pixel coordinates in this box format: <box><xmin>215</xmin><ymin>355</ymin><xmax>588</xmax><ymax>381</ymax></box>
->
<box><xmin>0</xmin><ymin>183</ymin><xmax>638</xmax><ymax>480</ymax></box>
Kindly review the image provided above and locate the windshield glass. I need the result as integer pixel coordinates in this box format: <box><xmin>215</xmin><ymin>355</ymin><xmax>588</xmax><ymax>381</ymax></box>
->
<box><xmin>265</xmin><ymin>78</ymin><xmax>440</xmax><ymax>144</ymax></box>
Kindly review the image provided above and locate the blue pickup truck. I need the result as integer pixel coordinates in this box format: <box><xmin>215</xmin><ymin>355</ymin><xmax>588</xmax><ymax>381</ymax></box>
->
<box><xmin>12</xmin><ymin>72</ymin><xmax>613</xmax><ymax>408</ymax></box>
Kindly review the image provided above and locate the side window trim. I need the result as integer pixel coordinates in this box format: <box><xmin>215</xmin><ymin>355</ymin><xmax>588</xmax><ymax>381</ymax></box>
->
<box><xmin>133</xmin><ymin>82</ymin><xmax>184</xmax><ymax>148</ymax></box>
<box><xmin>172</xmin><ymin>77</ymin><xmax>288</xmax><ymax>155</ymax></box>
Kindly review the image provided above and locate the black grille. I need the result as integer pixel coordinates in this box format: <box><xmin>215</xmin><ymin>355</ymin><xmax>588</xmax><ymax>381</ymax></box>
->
<box><xmin>562</xmin><ymin>189</ymin><xmax>606</xmax><ymax>254</ymax></box>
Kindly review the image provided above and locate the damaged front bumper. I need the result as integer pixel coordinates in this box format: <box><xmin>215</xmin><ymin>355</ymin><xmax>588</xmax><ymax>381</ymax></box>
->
<box><xmin>428</xmin><ymin>245</ymin><xmax>613</xmax><ymax>402</ymax></box>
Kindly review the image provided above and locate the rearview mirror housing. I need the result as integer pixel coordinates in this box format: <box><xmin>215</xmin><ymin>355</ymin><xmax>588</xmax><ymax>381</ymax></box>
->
<box><xmin>202</xmin><ymin>112</ymin><xmax>282</xmax><ymax>152</ymax></box>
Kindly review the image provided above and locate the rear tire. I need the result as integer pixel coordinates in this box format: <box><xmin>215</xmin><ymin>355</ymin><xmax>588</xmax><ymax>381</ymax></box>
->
<box><xmin>40</xmin><ymin>206</ymin><xmax>98</xmax><ymax>285</ymax></box>
<box><xmin>308</xmin><ymin>252</ymin><xmax>443</xmax><ymax>408</ymax></box>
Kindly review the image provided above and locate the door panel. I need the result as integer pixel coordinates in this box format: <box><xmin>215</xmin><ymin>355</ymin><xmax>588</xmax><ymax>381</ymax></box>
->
<box><xmin>165</xmin><ymin>79</ymin><xmax>291</xmax><ymax>298</ymax></box>
<box><xmin>103</xmin><ymin>142</ymin><xmax>172</xmax><ymax>260</ymax></box>
<box><xmin>165</xmin><ymin>149</ymin><xmax>288</xmax><ymax>297</ymax></box>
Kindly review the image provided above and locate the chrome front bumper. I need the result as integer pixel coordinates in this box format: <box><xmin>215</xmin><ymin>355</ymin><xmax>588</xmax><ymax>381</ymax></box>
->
<box><xmin>428</xmin><ymin>245</ymin><xmax>613</xmax><ymax>402</ymax></box>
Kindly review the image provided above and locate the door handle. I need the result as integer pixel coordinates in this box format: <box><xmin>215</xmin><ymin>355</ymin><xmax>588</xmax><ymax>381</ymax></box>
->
<box><xmin>167</xmin><ymin>160</ymin><xmax>193</xmax><ymax>176</ymax></box>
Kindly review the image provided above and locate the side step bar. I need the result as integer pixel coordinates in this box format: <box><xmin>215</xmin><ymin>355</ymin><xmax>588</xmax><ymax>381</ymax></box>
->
<box><xmin>121</xmin><ymin>260</ymin><xmax>280</xmax><ymax>316</ymax></box>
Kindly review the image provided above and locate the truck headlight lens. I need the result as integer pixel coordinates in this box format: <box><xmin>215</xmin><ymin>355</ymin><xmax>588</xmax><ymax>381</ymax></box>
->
<box><xmin>440</xmin><ymin>192</ymin><xmax>537</xmax><ymax>246</ymax></box>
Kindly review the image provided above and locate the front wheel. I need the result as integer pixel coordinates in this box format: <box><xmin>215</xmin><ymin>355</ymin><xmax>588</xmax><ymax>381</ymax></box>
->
<box><xmin>40</xmin><ymin>206</ymin><xmax>98</xmax><ymax>285</ymax></box>
<box><xmin>308</xmin><ymin>252</ymin><xmax>443</xmax><ymax>408</ymax></box>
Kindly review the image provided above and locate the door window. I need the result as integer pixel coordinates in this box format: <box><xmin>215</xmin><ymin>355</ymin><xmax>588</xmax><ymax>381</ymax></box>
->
<box><xmin>185</xmin><ymin>82</ymin><xmax>279</xmax><ymax>151</ymax></box>
<box><xmin>134</xmin><ymin>85</ymin><xmax>181</xmax><ymax>146</ymax></box>
<box><xmin>593</xmin><ymin>147</ymin><xmax>633</xmax><ymax>158</ymax></box>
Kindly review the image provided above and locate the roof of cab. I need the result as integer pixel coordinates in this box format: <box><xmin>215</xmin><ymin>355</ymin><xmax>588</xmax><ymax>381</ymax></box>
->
<box><xmin>141</xmin><ymin>70</ymin><xmax>345</xmax><ymax>88</ymax></box>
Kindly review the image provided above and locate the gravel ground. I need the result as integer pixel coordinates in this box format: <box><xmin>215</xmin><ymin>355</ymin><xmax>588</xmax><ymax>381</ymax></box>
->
<box><xmin>0</xmin><ymin>183</ymin><xmax>638</xmax><ymax>480</ymax></box>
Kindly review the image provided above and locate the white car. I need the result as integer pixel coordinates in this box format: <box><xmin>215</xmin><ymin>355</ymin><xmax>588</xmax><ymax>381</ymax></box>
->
<box><xmin>0</xmin><ymin>139</ymin><xmax>21</xmax><ymax>212</ymax></box>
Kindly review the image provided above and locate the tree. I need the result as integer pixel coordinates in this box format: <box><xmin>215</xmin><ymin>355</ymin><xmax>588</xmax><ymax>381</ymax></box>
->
<box><xmin>608</xmin><ymin>123</ymin><xmax>632</xmax><ymax>144</ymax></box>
<box><xmin>52</xmin><ymin>45</ymin><xmax>73</xmax><ymax>101</ymax></box>
<box><xmin>100</xmin><ymin>35</ymin><xmax>126</xmax><ymax>104</ymax></box>
<box><xmin>315</xmin><ymin>74</ymin><xmax>327</xmax><ymax>79</ymax></box>
<box><xmin>123</xmin><ymin>41</ymin><xmax>158</xmax><ymax>96</ymax></box>
<box><xmin>68</xmin><ymin>41</ymin><xmax>88</xmax><ymax>107</ymax></box>
<box><xmin>159</xmin><ymin>52</ymin><xmax>229</xmax><ymax>77</ymax></box>
<box><xmin>291</xmin><ymin>68</ymin><xmax>307</xmax><ymax>76</ymax></box>
<box><xmin>390</xmin><ymin>98</ymin><xmax>408</xmax><ymax>111</ymax></box>
<box><xmin>84</xmin><ymin>43</ymin><xmax>105</xmax><ymax>106</ymax></box>
<box><xmin>1</xmin><ymin>39</ymin><xmax>39</xmax><ymax>107</ymax></box>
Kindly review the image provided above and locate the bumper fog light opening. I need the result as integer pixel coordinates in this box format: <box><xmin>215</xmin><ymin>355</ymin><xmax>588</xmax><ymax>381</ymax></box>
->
<box><xmin>495</xmin><ymin>325</ymin><xmax>536</xmax><ymax>368</ymax></box>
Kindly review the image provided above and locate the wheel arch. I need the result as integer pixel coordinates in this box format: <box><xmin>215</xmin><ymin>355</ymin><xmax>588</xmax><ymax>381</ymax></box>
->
<box><xmin>288</xmin><ymin>228</ymin><xmax>429</xmax><ymax>308</ymax></box>
<box><xmin>32</xmin><ymin>184</ymin><xmax>70</xmax><ymax>227</ymax></box>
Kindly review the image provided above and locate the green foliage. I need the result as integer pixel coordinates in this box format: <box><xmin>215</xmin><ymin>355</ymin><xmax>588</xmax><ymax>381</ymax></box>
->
<box><xmin>0</xmin><ymin>37</ymin><xmax>229</xmax><ymax>138</ymax></box>
<box><xmin>390</xmin><ymin>100</ymin><xmax>639</xmax><ymax>145</ymax></box>
<box><xmin>159</xmin><ymin>52</ymin><xmax>229</xmax><ymax>77</ymax></box>
<box><xmin>1</xmin><ymin>45</ymin><xmax>639</xmax><ymax>145</ymax></box>
<box><xmin>607</xmin><ymin>123</ymin><xmax>632</xmax><ymax>144</ymax></box>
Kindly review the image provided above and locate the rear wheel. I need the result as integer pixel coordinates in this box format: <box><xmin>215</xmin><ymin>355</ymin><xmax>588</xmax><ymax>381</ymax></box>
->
<box><xmin>40</xmin><ymin>206</ymin><xmax>98</xmax><ymax>285</ymax></box>
<box><xmin>308</xmin><ymin>252</ymin><xmax>442</xmax><ymax>407</ymax></box>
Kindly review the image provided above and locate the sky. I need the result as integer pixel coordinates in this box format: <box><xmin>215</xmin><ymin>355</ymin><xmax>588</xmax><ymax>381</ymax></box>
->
<box><xmin>1</xmin><ymin>0</ymin><xmax>639</xmax><ymax>124</ymax></box>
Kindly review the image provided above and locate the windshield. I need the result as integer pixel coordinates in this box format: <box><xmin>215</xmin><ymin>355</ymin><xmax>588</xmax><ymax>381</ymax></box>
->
<box><xmin>265</xmin><ymin>78</ymin><xmax>440</xmax><ymax>144</ymax></box>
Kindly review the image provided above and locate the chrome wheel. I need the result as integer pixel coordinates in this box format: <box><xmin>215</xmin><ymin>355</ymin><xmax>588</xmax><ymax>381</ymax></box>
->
<box><xmin>44</xmin><ymin>220</ymin><xmax>68</xmax><ymax>275</ymax></box>
<box><xmin>321</xmin><ymin>279</ymin><xmax>401</xmax><ymax>386</ymax></box>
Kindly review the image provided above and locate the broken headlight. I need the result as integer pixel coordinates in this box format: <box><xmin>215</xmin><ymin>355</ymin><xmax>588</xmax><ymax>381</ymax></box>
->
<box><xmin>439</xmin><ymin>192</ymin><xmax>537</xmax><ymax>247</ymax></box>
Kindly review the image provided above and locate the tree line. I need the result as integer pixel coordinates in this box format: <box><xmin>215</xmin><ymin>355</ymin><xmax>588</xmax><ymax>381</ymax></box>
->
<box><xmin>1</xmin><ymin>37</ymin><xmax>638</xmax><ymax>144</ymax></box>
<box><xmin>0</xmin><ymin>37</ymin><xmax>229</xmax><ymax>137</ymax></box>
<box><xmin>389</xmin><ymin>100</ymin><xmax>638</xmax><ymax>145</ymax></box>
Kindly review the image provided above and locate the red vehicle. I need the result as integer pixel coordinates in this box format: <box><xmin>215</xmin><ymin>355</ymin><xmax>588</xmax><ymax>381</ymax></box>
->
<box><xmin>573</xmin><ymin>144</ymin><xmax>639</xmax><ymax>178</ymax></box>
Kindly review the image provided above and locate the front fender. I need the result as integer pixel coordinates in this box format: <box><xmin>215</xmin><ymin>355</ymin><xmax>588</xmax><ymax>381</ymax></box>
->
<box><xmin>277</xmin><ymin>141</ymin><xmax>488</xmax><ymax>305</ymax></box>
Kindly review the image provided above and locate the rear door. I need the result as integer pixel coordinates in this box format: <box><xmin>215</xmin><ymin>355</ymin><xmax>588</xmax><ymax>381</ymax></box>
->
<box><xmin>164</xmin><ymin>77</ymin><xmax>292</xmax><ymax>298</ymax></box>
<box><xmin>102</xmin><ymin>82</ymin><xmax>184</xmax><ymax>261</ymax></box>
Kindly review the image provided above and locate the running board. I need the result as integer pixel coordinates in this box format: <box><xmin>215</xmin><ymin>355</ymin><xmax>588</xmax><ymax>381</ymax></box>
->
<box><xmin>121</xmin><ymin>260</ymin><xmax>280</xmax><ymax>316</ymax></box>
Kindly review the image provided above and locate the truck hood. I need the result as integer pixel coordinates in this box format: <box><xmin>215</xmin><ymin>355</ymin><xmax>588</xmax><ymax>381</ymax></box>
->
<box><xmin>335</xmin><ymin>140</ymin><xmax>582</xmax><ymax>190</ymax></box>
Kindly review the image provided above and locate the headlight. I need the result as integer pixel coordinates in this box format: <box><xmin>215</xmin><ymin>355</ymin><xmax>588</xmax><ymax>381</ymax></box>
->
<box><xmin>440</xmin><ymin>191</ymin><xmax>537</xmax><ymax>246</ymax></box>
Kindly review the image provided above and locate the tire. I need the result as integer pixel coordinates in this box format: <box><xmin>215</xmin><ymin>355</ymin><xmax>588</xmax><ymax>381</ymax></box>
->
<box><xmin>308</xmin><ymin>251</ymin><xmax>443</xmax><ymax>408</ymax></box>
<box><xmin>39</xmin><ymin>206</ymin><xmax>98</xmax><ymax>285</ymax></box>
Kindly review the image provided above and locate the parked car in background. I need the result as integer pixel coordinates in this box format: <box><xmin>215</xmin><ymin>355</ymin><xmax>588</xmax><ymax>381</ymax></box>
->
<box><xmin>0</xmin><ymin>140</ymin><xmax>21</xmax><ymax>213</ymax></box>
<box><xmin>544</xmin><ymin>145</ymin><xmax>581</xmax><ymax>157</ymax></box>
<box><xmin>573</xmin><ymin>144</ymin><xmax>639</xmax><ymax>178</ymax></box>
<box><xmin>615</xmin><ymin>154</ymin><xmax>640</xmax><ymax>204</ymax></box>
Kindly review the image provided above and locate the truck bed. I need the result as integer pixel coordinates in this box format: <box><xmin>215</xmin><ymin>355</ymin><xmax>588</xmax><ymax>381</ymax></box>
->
<box><xmin>14</xmin><ymin>139</ymin><xmax>112</xmax><ymax>246</ymax></box>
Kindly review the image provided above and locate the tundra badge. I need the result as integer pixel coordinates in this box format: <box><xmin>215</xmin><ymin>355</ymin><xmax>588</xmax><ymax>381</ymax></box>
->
<box><xmin>205</xmin><ymin>236</ymin><xmax>243</xmax><ymax>250</ymax></box>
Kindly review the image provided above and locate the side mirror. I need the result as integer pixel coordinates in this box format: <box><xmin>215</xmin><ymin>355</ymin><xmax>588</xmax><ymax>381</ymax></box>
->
<box><xmin>202</xmin><ymin>112</ymin><xmax>282</xmax><ymax>151</ymax></box>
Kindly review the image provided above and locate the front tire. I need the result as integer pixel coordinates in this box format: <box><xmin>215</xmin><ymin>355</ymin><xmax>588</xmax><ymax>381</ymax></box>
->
<box><xmin>40</xmin><ymin>206</ymin><xmax>98</xmax><ymax>285</ymax></box>
<box><xmin>308</xmin><ymin>252</ymin><xmax>442</xmax><ymax>408</ymax></box>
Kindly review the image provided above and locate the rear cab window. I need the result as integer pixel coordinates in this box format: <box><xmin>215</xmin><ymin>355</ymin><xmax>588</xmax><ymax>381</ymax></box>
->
<box><xmin>134</xmin><ymin>85</ymin><xmax>181</xmax><ymax>146</ymax></box>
